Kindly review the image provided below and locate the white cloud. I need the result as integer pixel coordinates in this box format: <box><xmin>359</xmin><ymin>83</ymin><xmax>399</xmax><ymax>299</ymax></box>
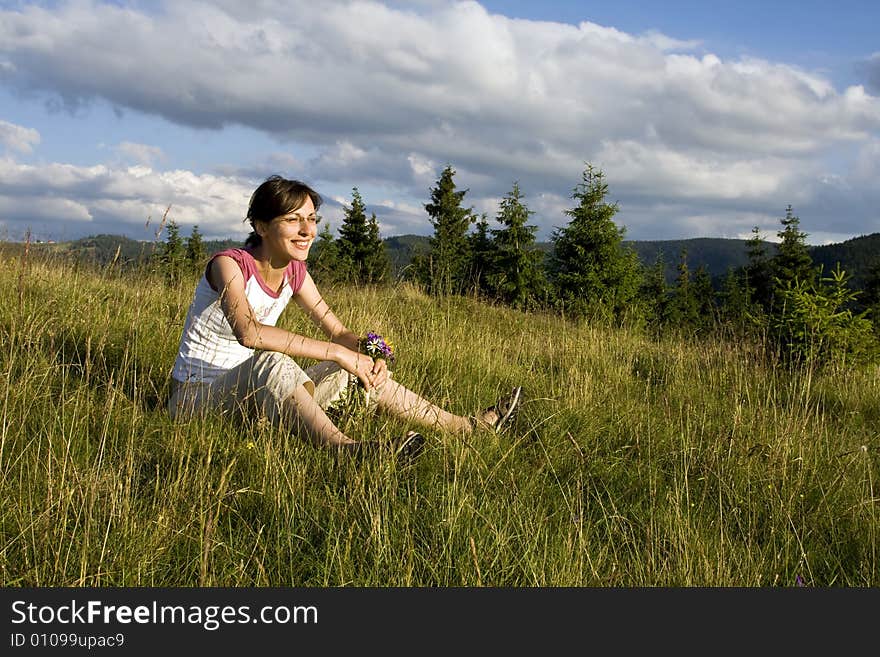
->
<box><xmin>0</xmin><ymin>0</ymin><xmax>877</xmax><ymax>240</ymax></box>
<box><xmin>0</xmin><ymin>157</ymin><xmax>254</xmax><ymax>240</ymax></box>
<box><xmin>0</xmin><ymin>119</ymin><xmax>40</xmax><ymax>153</ymax></box>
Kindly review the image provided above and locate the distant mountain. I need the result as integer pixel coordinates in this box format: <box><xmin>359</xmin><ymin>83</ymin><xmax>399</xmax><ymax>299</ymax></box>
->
<box><xmin>381</xmin><ymin>234</ymin><xmax>429</xmax><ymax>278</ymax></box>
<box><xmin>622</xmin><ymin>237</ymin><xmax>760</xmax><ymax>285</ymax></box>
<box><xmin>9</xmin><ymin>234</ymin><xmax>243</xmax><ymax>268</ymax></box>
<box><xmin>81</xmin><ymin>234</ymin><xmax>156</xmax><ymax>263</ymax></box>
<box><xmin>810</xmin><ymin>233</ymin><xmax>880</xmax><ymax>291</ymax></box>
<box><xmin>9</xmin><ymin>231</ymin><xmax>879</xmax><ymax>292</ymax></box>
<box><xmin>381</xmin><ymin>234</ymin><xmax>758</xmax><ymax>284</ymax></box>
<box><xmin>381</xmin><ymin>233</ymin><xmax>880</xmax><ymax>290</ymax></box>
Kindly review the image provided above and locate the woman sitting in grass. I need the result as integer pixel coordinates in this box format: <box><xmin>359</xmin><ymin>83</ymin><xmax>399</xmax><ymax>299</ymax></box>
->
<box><xmin>168</xmin><ymin>175</ymin><xmax>522</xmax><ymax>458</ymax></box>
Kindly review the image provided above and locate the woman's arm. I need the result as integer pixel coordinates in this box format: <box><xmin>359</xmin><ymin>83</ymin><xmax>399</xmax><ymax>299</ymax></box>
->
<box><xmin>293</xmin><ymin>272</ymin><xmax>359</xmax><ymax>350</ymax></box>
<box><xmin>294</xmin><ymin>272</ymin><xmax>389</xmax><ymax>387</ymax></box>
<box><xmin>210</xmin><ymin>257</ymin><xmax>378</xmax><ymax>389</ymax></box>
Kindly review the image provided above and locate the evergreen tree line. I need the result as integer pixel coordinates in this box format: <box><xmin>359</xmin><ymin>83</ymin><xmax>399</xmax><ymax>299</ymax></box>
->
<box><xmin>155</xmin><ymin>219</ymin><xmax>206</xmax><ymax>284</ymax></box>
<box><xmin>309</xmin><ymin>187</ymin><xmax>391</xmax><ymax>285</ymax></box>
<box><xmin>158</xmin><ymin>164</ymin><xmax>880</xmax><ymax>367</ymax></box>
<box><xmin>392</xmin><ymin>162</ymin><xmax>880</xmax><ymax>367</ymax></box>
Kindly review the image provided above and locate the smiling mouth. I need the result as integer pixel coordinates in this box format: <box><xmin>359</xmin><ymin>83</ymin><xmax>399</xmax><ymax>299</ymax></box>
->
<box><xmin>292</xmin><ymin>240</ymin><xmax>312</xmax><ymax>249</ymax></box>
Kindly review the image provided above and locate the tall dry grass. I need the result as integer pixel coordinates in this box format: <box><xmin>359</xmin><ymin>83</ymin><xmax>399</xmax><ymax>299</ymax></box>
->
<box><xmin>0</xmin><ymin>251</ymin><xmax>877</xmax><ymax>586</ymax></box>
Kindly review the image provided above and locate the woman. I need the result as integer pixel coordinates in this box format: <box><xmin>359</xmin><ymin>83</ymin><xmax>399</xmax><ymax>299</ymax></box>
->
<box><xmin>168</xmin><ymin>175</ymin><xmax>522</xmax><ymax>458</ymax></box>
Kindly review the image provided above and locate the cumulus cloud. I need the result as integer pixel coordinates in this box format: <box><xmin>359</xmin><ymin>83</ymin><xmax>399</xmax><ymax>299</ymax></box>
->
<box><xmin>0</xmin><ymin>156</ymin><xmax>256</xmax><ymax>240</ymax></box>
<box><xmin>0</xmin><ymin>0</ymin><xmax>878</xmax><ymax>240</ymax></box>
<box><xmin>0</xmin><ymin>119</ymin><xmax>40</xmax><ymax>153</ymax></box>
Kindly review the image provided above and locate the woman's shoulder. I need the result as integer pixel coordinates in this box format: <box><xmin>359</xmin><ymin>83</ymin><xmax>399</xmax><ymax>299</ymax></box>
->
<box><xmin>211</xmin><ymin>247</ymin><xmax>257</xmax><ymax>272</ymax></box>
<box><xmin>205</xmin><ymin>247</ymin><xmax>257</xmax><ymax>290</ymax></box>
<box><xmin>285</xmin><ymin>259</ymin><xmax>308</xmax><ymax>294</ymax></box>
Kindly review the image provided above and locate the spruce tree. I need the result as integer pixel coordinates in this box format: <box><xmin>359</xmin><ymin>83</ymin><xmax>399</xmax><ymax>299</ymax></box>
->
<box><xmin>420</xmin><ymin>165</ymin><xmax>474</xmax><ymax>295</ymax></box>
<box><xmin>184</xmin><ymin>224</ymin><xmax>206</xmax><ymax>272</ymax></box>
<box><xmin>719</xmin><ymin>267</ymin><xmax>752</xmax><ymax>329</ymax></box>
<box><xmin>864</xmin><ymin>258</ymin><xmax>880</xmax><ymax>337</ymax></box>
<box><xmin>693</xmin><ymin>264</ymin><xmax>717</xmax><ymax>331</ymax></box>
<box><xmin>863</xmin><ymin>258</ymin><xmax>880</xmax><ymax>307</ymax></box>
<box><xmin>337</xmin><ymin>188</ymin><xmax>374</xmax><ymax>284</ymax></box>
<box><xmin>467</xmin><ymin>213</ymin><xmax>494</xmax><ymax>297</ymax></box>
<box><xmin>772</xmin><ymin>204</ymin><xmax>815</xmax><ymax>292</ymax></box>
<box><xmin>364</xmin><ymin>212</ymin><xmax>390</xmax><ymax>284</ymax></box>
<box><xmin>548</xmin><ymin>164</ymin><xmax>642</xmax><ymax>321</ymax></box>
<box><xmin>745</xmin><ymin>226</ymin><xmax>772</xmax><ymax>312</ymax></box>
<box><xmin>308</xmin><ymin>223</ymin><xmax>341</xmax><ymax>284</ymax></box>
<box><xmin>160</xmin><ymin>219</ymin><xmax>185</xmax><ymax>283</ymax></box>
<box><xmin>670</xmin><ymin>248</ymin><xmax>700</xmax><ymax>329</ymax></box>
<box><xmin>639</xmin><ymin>252</ymin><xmax>670</xmax><ymax>329</ymax></box>
<box><xmin>490</xmin><ymin>182</ymin><xmax>546</xmax><ymax>310</ymax></box>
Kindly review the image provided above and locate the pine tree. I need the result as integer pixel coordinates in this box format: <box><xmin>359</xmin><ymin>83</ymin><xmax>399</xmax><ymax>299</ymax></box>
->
<box><xmin>745</xmin><ymin>225</ymin><xmax>772</xmax><ymax>312</ymax></box>
<box><xmin>693</xmin><ymin>264</ymin><xmax>717</xmax><ymax>331</ymax></box>
<box><xmin>337</xmin><ymin>187</ymin><xmax>374</xmax><ymax>284</ymax></box>
<box><xmin>639</xmin><ymin>252</ymin><xmax>670</xmax><ymax>329</ymax></box>
<box><xmin>467</xmin><ymin>213</ymin><xmax>494</xmax><ymax>297</ymax></box>
<box><xmin>160</xmin><ymin>219</ymin><xmax>185</xmax><ymax>283</ymax></box>
<box><xmin>772</xmin><ymin>204</ymin><xmax>815</xmax><ymax>292</ymax></box>
<box><xmin>308</xmin><ymin>223</ymin><xmax>341</xmax><ymax>284</ymax></box>
<box><xmin>419</xmin><ymin>165</ymin><xmax>474</xmax><ymax>295</ymax></box>
<box><xmin>490</xmin><ymin>182</ymin><xmax>546</xmax><ymax>310</ymax></box>
<box><xmin>184</xmin><ymin>224</ymin><xmax>206</xmax><ymax>272</ymax></box>
<box><xmin>669</xmin><ymin>248</ymin><xmax>700</xmax><ymax>329</ymax></box>
<box><xmin>548</xmin><ymin>164</ymin><xmax>642</xmax><ymax>321</ymax></box>
<box><xmin>364</xmin><ymin>212</ymin><xmax>390</xmax><ymax>284</ymax></box>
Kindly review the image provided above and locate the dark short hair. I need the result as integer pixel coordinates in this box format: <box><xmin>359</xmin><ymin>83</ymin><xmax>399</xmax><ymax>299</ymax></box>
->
<box><xmin>244</xmin><ymin>175</ymin><xmax>323</xmax><ymax>248</ymax></box>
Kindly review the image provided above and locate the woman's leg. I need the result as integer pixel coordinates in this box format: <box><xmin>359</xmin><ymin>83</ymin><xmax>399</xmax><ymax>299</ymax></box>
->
<box><xmin>280</xmin><ymin>383</ymin><xmax>357</xmax><ymax>447</ymax></box>
<box><xmin>373</xmin><ymin>378</ymin><xmax>476</xmax><ymax>434</ymax></box>
<box><xmin>213</xmin><ymin>352</ymin><xmax>357</xmax><ymax>448</ymax></box>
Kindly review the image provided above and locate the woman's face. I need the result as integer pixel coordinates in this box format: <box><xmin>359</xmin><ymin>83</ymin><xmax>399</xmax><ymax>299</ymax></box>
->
<box><xmin>259</xmin><ymin>196</ymin><xmax>318</xmax><ymax>262</ymax></box>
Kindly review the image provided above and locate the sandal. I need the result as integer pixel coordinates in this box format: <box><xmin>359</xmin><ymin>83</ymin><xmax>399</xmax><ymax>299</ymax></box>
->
<box><xmin>394</xmin><ymin>430</ymin><xmax>425</xmax><ymax>463</ymax></box>
<box><xmin>473</xmin><ymin>386</ymin><xmax>523</xmax><ymax>434</ymax></box>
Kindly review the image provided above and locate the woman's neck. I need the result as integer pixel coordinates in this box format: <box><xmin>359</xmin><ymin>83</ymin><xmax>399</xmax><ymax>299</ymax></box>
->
<box><xmin>248</xmin><ymin>244</ymin><xmax>289</xmax><ymax>272</ymax></box>
<box><xmin>248</xmin><ymin>245</ymin><xmax>289</xmax><ymax>291</ymax></box>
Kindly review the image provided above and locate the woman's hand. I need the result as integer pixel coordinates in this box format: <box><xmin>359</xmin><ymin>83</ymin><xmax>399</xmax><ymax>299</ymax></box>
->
<box><xmin>338</xmin><ymin>347</ymin><xmax>378</xmax><ymax>391</ymax></box>
<box><xmin>370</xmin><ymin>357</ymin><xmax>389</xmax><ymax>389</ymax></box>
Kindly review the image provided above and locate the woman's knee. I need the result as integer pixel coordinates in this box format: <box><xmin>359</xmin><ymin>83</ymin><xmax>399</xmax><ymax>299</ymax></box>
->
<box><xmin>248</xmin><ymin>351</ymin><xmax>315</xmax><ymax>419</ymax></box>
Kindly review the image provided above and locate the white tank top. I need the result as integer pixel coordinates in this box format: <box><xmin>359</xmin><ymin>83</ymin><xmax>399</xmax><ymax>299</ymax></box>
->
<box><xmin>171</xmin><ymin>248</ymin><xmax>307</xmax><ymax>384</ymax></box>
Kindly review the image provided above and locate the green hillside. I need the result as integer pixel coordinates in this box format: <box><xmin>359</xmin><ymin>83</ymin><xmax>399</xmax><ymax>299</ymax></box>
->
<box><xmin>2</xmin><ymin>252</ymin><xmax>878</xmax><ymax>586</ymax></box>
<box><xmin>5</xmin><ymin>231</ymin><xmax>878</xmax><ymax>292</ymax></box>
<box><xmin>811</xmin><ymin>233</ymin><xmax>880</xmax><ymax>291</ymax></box>
<box><xmin>382</xmin><ymin>233</ymin><xmax>880</xmax><ymax>291</ymax></box>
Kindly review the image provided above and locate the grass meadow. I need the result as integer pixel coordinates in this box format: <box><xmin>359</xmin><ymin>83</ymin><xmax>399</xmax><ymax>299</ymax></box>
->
<box><xmin>1</xmin><ymin>251</ymin><xmax>878</xmax><ymax>586</ymax></box>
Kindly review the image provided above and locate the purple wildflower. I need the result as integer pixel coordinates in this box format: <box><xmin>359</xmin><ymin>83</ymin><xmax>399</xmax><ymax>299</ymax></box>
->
<box><xmin>360</xmin><ymin>331</ymin><xmax>395</xmax><ymax>364</ymax></box>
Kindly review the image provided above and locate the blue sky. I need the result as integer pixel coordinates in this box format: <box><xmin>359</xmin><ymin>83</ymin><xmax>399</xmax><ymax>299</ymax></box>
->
<box><xmin>484</xmin><ymin>0</ymin><xmax>878</xmax><ymax>70</ymax></box>
<box><xmin>1</xmin><ymin>0</ymin><xmax>878</xmax><ymax>245</ymax></box>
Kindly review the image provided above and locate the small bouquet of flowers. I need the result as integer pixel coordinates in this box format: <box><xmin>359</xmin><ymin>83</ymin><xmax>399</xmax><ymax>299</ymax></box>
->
<box><xmin>327</xmin><ymin>331</ymin><xmax>395</xmax><ymax>422</ymax></box>
<box><xmin>358</xmin><ymin>331</ymin><xmax>395</xmax><ymax>365</ymax></box>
